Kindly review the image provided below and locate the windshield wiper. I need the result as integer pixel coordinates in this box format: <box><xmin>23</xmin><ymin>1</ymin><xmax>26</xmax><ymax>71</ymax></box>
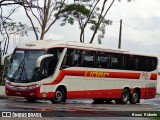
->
<box><xmin>12</xmin><ymin>59</ymin><xmax>28</xmax><ymax>80</ymax></box>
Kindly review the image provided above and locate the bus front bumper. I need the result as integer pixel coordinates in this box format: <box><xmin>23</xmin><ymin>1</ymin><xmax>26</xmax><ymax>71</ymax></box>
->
<box><xmin>5</xmin><ymin>84</ymin><xmax>41</xmax><ymax>98</ymax></box>
<box><xmin>5</xmin><ymin>84</ymin><xmax>55</xmax><ymax>99</ymax></box>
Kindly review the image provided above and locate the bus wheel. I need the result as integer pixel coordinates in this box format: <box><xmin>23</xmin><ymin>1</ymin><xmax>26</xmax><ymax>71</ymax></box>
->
<box><xmin>50</xmin><ymin>87</ymin><xmax>66</xmax><ymax>103</ymax></box>
<box><xmin>93</xmin><ymin>99</ymin><xmax>104</xmax><ymax>103</ymax></box>
<box><xmin>115</xmin><ymin>89</ymin><xmax>129</xmax><ymax>104</ymax></box>
<box><xmin>25</xmin><ymin>97</ymin><xmax>36</xmax><ymax>102</ymax></box>
<box><xmin>129</xmin><ymin>89</ymin><xmax>140</xmax><ymax>104</ymax></box>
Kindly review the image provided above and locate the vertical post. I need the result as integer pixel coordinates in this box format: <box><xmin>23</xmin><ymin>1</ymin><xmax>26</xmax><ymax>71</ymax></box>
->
<box><xmin>118</xmin><ymin>19</ymin><xmax>122</xmax><ymax>49</ymax></box>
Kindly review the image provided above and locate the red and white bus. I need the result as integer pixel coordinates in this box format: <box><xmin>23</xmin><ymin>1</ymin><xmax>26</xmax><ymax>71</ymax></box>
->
<box><xmin>1</xmin><ymin>40</ymin><xmax>158</xmax><ymax>104</ymax></box>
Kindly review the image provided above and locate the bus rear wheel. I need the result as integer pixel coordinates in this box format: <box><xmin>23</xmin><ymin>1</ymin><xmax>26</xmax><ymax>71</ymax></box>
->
<box><xmin>50</xmin><ymin>87</ymin><xmax>66</xmax><ymax>103</ymax></box>
<box><xmin>115</xmin><ymin>89</ymin><xmax>129</xmax><ymax>104</ymax></box>
<box><xmin>129</xmin><ymin>89</ymin><xmax>140</xmax><ymax>104</ymax></box>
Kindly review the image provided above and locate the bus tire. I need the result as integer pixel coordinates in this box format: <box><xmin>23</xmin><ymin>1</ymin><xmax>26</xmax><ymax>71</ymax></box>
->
<box><xmin>115</xmin><ymin>89</ymin><xmax>129</xmax><ymax>104</ymax></box>
<box><xmin>93</xmin><ymin>99</ymin><xmax>104</xmax><ymax>103</ymax></box>
<box><xmin>50</xmin><ymin>87</ymin><xmax>66</xmax><ymax>103</ymax></box>
<box><xmin>129</xmin><ymin>89</ymin><xmax>140</xmax><ymax>104</ymax></box>
<box><xmin>25</xmin><ymin>97</ymin><xmax>36</xmax><ymax>102</ymax></box>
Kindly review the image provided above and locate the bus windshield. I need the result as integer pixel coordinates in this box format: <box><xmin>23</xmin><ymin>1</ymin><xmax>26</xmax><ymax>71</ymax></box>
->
<box><xmin>7</xmin><ymin>50</ymin><xmax>45</xmax><ymax>83</ymax></box>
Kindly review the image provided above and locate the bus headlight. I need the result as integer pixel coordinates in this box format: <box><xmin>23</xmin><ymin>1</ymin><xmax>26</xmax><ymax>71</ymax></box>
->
<box><xmin>28</xmin><ymin>84</ymin><xmax>40</xmax><ymax>90</ymax></box>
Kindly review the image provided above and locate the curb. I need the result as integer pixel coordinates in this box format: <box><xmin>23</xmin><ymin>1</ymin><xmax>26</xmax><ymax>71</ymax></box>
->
<box><xmin>0</xmin><ymin>95</ymin><xmax>9</xmax><ymax>99</ymax></box>
<box><xmin>0</xmin><ymin>95</ymin><xmax>23</xmax><ymax>99</ymax></box>
<box><xmin>0</xmin><ymin>86</ymin><xmax>16</xmax><ymax>99</ymax></box>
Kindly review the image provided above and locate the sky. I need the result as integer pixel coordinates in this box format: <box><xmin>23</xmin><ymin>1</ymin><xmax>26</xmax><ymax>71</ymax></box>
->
<box><xmin>1</xmin><ymin>0</ymin><xmax>160</xmax><ymax>59</ymax></box>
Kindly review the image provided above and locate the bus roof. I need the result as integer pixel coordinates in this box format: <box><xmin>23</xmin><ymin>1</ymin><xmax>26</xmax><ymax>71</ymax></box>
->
<box><xmin>16</xmin><ymin>40</ymin><xmax>157</xmax><ymax>57</ymax></box>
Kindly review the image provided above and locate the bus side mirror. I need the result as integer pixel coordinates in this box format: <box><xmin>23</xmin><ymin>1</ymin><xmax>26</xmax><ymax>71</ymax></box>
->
<box><xmin>1</xmin><ymin>53</ymin><xmax>12</xmax><ymax>65</ymax></box>
<box><xmin>36</xmin><ymin>54</ymin><xmax>53</xmax><ymax>68</ymax></box>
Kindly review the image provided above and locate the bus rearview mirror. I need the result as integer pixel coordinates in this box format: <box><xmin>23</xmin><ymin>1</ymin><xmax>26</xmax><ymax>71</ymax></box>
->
<box><xmin>36</xmin><ymin>54</ymin><xmax>53</xmax><ymax>68</ymax></box>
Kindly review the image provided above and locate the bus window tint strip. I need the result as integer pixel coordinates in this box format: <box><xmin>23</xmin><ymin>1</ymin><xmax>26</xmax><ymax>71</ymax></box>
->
<box><xmin>61</xmin><ymin>48</ymin><xmax>157</xmax><ymax>72</ymax></box>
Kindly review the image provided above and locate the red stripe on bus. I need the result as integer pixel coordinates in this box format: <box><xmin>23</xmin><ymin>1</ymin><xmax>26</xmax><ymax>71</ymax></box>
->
<box><xmin>107</xmin><ymin>72</ymin><xmax>140</xmax><ymax>79</ymax></box>
<box><xmin>66</xmin><ymin>87</ymin><xmax>156</xmax><ymax>99</ymax></box>
<box><xmin>49</xmin><ymin>70</ymin><xmax>85</xmax><ymax>85</ymax></box>
<box><xmin>44</xmin><ymin>70</ymin><xmax>144</xmax><ymax>85</ymax></box>
<box><xmin>150</xmin><ymin>73</ymin><xmax>157</xmax><ymax>80</ymax></box>
<box><xmin>6</xmin><ymin>86</ymin><xmax>156</xmax><ymax>99</ymax></box>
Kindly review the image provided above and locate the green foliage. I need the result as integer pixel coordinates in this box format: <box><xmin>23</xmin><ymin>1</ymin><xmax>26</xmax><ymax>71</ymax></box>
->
<box><xmin>58</xmin><ymin>0</ymin><xmax>133</xmax><ymax>43</ymax></box>
<box><xmin>0</xmin><ymin>65</ymin><xmax>3</xmax><ymax>85</ymax></box>
<box><xmin>59</xmin><ymin>3</ymin><xmax>90</xmax><ymax>26</ymax></box>
<box><xmin>97</xmin><ymin>19</ymin><xmax>112</xmax><ymax>44</ymax></box>
<box><xmin>59</xmin><ymin>1</ymin><xmax>113</xmax><ymax>43</ymax></box>
<box><xmin>2</xmin><ymin>21</ymin><xmax>39</xmax><ymax>36</ymax></box>
<box><xmin>0</xmin><ymin>58</ymin><xmax>8</xmax><ymax>86</ymax></box>
<box><xmin>60</xmin><ymin>4</ymin><xmax>90</xmax><ymax>16</ymax></box>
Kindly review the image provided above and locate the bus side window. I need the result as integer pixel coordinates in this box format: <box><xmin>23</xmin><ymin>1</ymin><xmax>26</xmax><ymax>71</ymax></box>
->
<box><xmin>146</xmin><ymin>57</ymin><xmax>158</xmax><ymax>71</ymax></box>
<box><xmin>46</xmin><ymin>48</ymin><xmax>63</xmax><ymax>76</ymax></box>
<box><xmin>97</xmin><ymin>52</ymin><xmax>110</xmax><ymax>69</ymax></box>
<box><xmin>137</xmin><ymin>57</ymin><xmax>146</xmax><ymax>71</ymax></box>
<box><xmin>124</xmin><ymin>55</ymin><xmax>138</xmax><ymax>71</ymax></box>
<box><xmin>137</xmin><ymin>56</ymin><xmax>157</xmax><ymax>72</ymax></box>
<box><xmin>135</xmin><ymin>56</ymin><xmax>140</xmax><ymax>71</ymax></box>
<box><xmin>111</xmin><ymin>54</ymin><xmax>123</xmax><ymax>70</ymax></box>
<box><xmin>82</xmin><ymin>50</ymin><xmax>95</xmax><ymax>68</ymax></box>
<box><xmin>111</xmin><ymin>55</ymin><xmax>118</xmax><ymax>69</ymax></box>
<box><xmin>73</xmin><ymin>49</ymin><xmax>83</xmax><ymax>67</ymax></box>
<box><xmin>153</xmin><ymin>57</ymin><xmax>158</xmax><ymax>70</ymax></box>
<box><xmin>61</xmin><ymin>49</ymin><xmax>75</xmax><ymax>68</ymax></box>
<box><xmin>129</xmin><ymin>55</ymin><xmax>136</xmax><ymax>70</ymax></box>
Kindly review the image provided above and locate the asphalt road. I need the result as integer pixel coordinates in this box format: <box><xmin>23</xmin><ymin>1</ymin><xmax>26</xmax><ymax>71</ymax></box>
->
<box><xmin>1</xmin><ymin>96</ymin><xmax>160</xmax><ymax>119</ymax></box>
<box><xmin>0</xmin><ymin>97</ymin><xmax>159</xmax><ymax>111</ymax></box>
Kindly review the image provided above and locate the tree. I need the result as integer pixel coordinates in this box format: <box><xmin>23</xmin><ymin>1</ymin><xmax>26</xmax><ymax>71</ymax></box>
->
<box><xmin>0</xmin><ymin>0</ymin><xmax>27</xmax><ymax>84</ymax></box>
<box><xmin>0</xmin><ymin>0</ymin><xmax>38</xmax><ymax>55</ymax></box>
<box><xmin>22</xmin><ymin>0</ymin><xmax>66</xmax><ymax>40</ymax></box>
<box><xmin>0</xmin><ymin>1</ymin><xmax>19</xmax><ymax>55</ymax></box>
<box><xmin>59</xmin><ymin>0</ymin><xmax>132</xmax><ymax>43</ymax></box>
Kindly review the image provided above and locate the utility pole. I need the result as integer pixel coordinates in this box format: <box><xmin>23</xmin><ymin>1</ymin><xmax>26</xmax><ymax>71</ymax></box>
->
<box><xmin>118</xmin><ymin>19</ymin><xmax>122</xmax><ymax>49</ymax></box>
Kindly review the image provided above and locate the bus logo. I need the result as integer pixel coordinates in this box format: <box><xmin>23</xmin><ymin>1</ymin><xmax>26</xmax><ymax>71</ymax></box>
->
<box><xmin>84</xmin><ymin>70</ymin><xmax>109</xmax><ymax>78</ymax></box>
